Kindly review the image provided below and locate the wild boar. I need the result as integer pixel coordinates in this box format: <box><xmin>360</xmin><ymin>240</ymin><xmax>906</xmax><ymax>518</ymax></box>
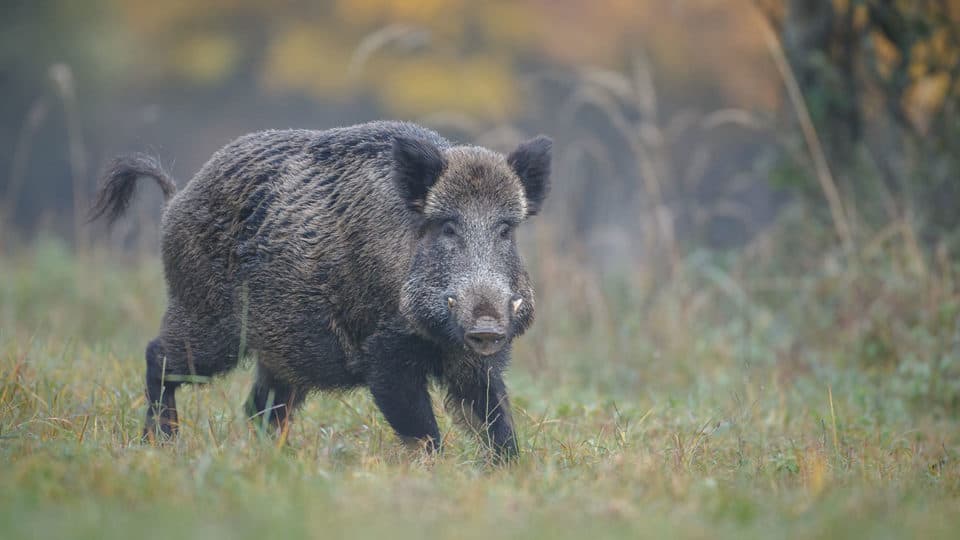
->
<box><xmin>91</xmin><ymin>121</ymin><xmax>551</xmax><ymax>461</ymax></box>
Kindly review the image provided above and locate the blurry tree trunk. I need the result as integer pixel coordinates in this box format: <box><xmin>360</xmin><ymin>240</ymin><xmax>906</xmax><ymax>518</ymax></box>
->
<box><xmin>772</xmin><ymin>0</ymin><xmax>960</xmax><ymax>237</ymax></box>
<box><xmin>782</xmin><ymin>0</ymin><xmax>861</xmax><ymax>166</ymax></box>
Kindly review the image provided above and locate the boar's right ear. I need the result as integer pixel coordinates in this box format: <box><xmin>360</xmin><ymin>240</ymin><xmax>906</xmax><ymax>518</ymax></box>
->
<box><xmin>392</xmin><ymin>136</ymin><xmax>447</xmax><ymax>212</ymax></box>
<box><xmin>507</xmin><ymin>135</ymin><xmax>552</xmax><ymax>217</ymax></box>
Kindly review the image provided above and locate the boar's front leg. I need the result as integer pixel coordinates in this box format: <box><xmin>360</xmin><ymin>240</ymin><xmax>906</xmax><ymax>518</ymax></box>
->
<box><xmin>365</xmin><ymin>329</ymin><xmax>442</xmax><ymax>452</ymax></box>
<box><xmin>445</xmin><ymin>366</ymin><xmax>519</xmax><ymax>462</ymax></box>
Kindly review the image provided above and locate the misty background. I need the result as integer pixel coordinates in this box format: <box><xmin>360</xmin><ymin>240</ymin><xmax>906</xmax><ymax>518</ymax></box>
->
<box><xmin>1</xmin><ymin>0</ymin><xmax>959</xmax><ymax>268</ymax></box>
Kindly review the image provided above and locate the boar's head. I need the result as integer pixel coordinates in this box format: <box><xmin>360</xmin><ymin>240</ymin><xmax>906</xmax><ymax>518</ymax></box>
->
<box><xmin>394</xmin><ymin>135</ymin><xmax>551</xmax><ymax>356</ymax></box>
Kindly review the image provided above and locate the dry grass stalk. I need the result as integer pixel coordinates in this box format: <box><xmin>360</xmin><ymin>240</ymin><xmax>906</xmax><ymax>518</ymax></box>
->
<box><xmin>50</xmin><ymin>64</ymin><xmax>90</xmax><ymax>253</ymax></box>
<box><xmin>755</xmin><ymin>11</ymin><xmax>854</xmax><ymax>252</ymax></box>
<box><xmin>1</xmin><ymin>98</ymin><xmax>47</xmax><ymax>250</ymax></box>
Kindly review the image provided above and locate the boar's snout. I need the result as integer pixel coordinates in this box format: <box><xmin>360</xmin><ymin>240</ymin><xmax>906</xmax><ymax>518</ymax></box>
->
<box><xmin>464</xmin><ymin>316</ymin><xmax>507</xmax><ymax>356</ymax></box>
<box><xmin>443</xmin><ymin>284</ymin><xmax>519</xmax><ymax>356</ymax></box>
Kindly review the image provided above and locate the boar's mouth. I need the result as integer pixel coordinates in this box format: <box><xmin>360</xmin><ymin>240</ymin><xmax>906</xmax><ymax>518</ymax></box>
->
<box><xmin>463</xmin><ymin>315</ymin><xmax>507</xmax><ymax>356</ymax></box>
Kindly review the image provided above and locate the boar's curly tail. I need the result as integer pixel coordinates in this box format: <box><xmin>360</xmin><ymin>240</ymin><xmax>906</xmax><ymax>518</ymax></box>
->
<box><xmin>88</xmin><ymin>153</ymin><xmax>177</xmax><ymax>226</ymax></box>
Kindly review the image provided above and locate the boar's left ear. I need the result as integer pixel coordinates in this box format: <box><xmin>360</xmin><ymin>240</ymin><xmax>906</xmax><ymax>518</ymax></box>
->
<box><xmin>393</xmin><ymin>136</ymin><xmax>447</xmax><ymax>212</ymax></box>
<box><xmin>507</xmin><ymin>135</ymin><xmax>552</xmax><ymax>217</ymax></box>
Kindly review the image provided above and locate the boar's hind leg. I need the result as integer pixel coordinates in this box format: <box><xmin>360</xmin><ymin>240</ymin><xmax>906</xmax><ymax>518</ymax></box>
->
<box><xmin>143</xmin><ymin>305</ymin><xmax>242</xmax><ymax>441</ymax></box>
<box><xmin>143</xmin><ymin>337</ymin><xmax>180</xmax><ymax>440</ymax></box>
<box><xmin>244</xmin><ymin>362</ymin><xmax>304</xmax><ymax>434</ymax></box>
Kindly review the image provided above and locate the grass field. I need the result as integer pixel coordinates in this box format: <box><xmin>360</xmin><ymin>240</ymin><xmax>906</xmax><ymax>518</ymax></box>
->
<box><xmin>2</xmin><ymin>211</ymin><xmax>959</xmax><ymax>539</ymax></box>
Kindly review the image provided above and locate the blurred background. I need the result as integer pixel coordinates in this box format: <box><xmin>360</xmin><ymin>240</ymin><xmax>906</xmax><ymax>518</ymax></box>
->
<box><xmin>4</xmin><ymin>0</ymin><xmax>957</xmax><ymax>265</ymax></box>
<box><xmin>2</xmin><ymin>0</ymin><xmax>960</xmax><ymax>500</ymax></box>
<box><xmin>4</xmin><ymin>5</ymin><xmax>960</xmax><ymax>531</ymax></box>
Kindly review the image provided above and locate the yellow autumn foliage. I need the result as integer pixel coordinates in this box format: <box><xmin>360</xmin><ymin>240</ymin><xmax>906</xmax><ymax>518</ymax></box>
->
<box><xmin>171</xmin><ymin>34</ymin><xmax>239</xmax><ymax>85</ymax></box>
<box><xmin>336</xmin><ymin>0</ymin><xmax>466</xmax><ymax>27</ymax></box>
<box><xmin>375</xmin><ymin>56</ymin><xmax>518</xmax><ymax>119</ymax></box>
<box><xmin>103</xmin><ymin>0</ymin><xmax>959</xmax><ymax>121</ymax></box>
<box><xmin>261</xmin><ymin>23</ymin><xmax>355</xmax><ymax>99</ymax></box>
<box><xmin>905</xmin><ymin>72</ymin><xmax>952</xmax><ymax>133</ymax></box>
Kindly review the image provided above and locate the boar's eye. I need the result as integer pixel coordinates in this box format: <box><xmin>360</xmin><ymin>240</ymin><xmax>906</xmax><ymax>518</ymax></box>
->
<box><xmin>441</xmin><ymin>221</ymin><xmax>459</xmax><ymax>238</ymax></box>
<box><xmin>498</xmin><ymin>222</ymin><xmax>513</xmax><ymax>240</ymax></box>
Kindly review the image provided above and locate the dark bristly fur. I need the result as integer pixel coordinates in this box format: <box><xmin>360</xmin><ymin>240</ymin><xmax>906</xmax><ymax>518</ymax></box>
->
<box><xmin>91</xmin><ymin>120</ymin><xmax>552</xmax><ymax>462</ymax></box>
